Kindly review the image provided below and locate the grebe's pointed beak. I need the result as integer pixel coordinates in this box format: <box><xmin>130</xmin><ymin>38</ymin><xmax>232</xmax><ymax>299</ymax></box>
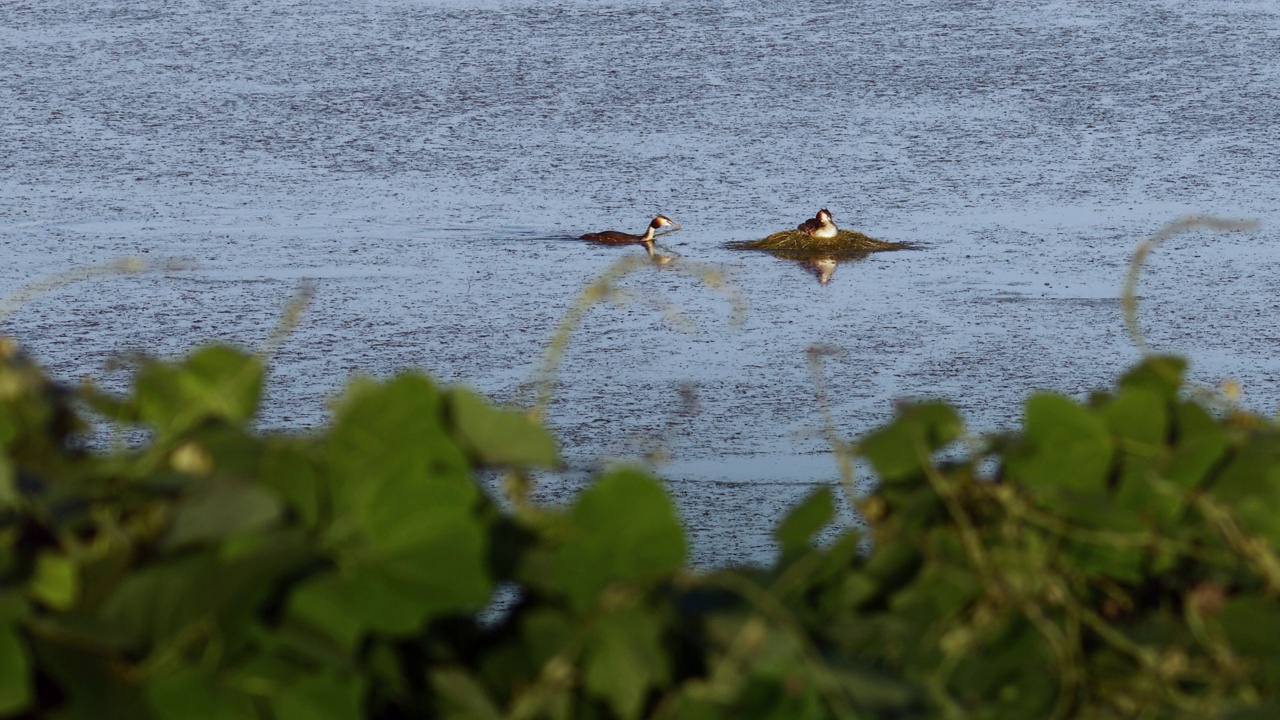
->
<box><xmin>666</xmin><ymin>220</ymin><xmax>683</xmax><ymax>231</ymax></box>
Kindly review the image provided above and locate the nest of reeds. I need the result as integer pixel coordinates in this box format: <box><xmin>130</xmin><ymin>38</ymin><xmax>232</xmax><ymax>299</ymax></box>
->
<box><xmin>726</xmin><ymin>229</ymin><xmax>908</xmax><ymax>256</ymax></box>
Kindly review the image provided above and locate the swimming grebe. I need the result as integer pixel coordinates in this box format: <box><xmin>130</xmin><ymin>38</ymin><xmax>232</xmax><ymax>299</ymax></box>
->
<box><xmin>580</xmin><ymin>215</ymin><xmax>681</xmax><ymax>244</ymax></box>
<box><xmin>797</xmin><ymin>209</ymin><xmax>838</xmax><ymax>239</ymax></box>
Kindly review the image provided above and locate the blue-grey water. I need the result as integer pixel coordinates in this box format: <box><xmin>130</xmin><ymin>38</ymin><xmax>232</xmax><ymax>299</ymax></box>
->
<box><xmin>3</xmin><ymin>0</ymin><xmax>1279</xmax><ymax>564</ymax></box>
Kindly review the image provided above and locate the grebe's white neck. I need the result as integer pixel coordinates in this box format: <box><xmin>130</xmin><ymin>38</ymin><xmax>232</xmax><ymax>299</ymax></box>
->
<box><xmin>811</xmin><ymin>222</ymin><xmax>838</xmax><ymax>239</ymax></box>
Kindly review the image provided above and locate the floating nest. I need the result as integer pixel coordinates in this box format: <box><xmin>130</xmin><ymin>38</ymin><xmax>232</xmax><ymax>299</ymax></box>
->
<box><xmin>726</xmin><ymin>229</ymin><xmax>909</xmax><ymax>257</ymax></box>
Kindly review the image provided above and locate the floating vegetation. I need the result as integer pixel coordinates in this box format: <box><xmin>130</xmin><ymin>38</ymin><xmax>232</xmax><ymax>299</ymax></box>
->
<box><xmin>726</xmin><ymin>228</ymin><xmax>913</xmax><ymax>284</ymax></box>
<box><xmin>727</xmin><ymin>228</ymin><xmax>909</xmax><ymax>256</ymax></box>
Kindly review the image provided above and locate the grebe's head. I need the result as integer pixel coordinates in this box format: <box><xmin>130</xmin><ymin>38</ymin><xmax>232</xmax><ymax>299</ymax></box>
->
<box><xmin>652</xmin><ymin>215</ymin><xmax>682</xmax><ymax>230</ymax></box>
<box><xmin>817</xmin><ymin>208</ymin><xmax>833</xmax><ymax>223</ymax></box>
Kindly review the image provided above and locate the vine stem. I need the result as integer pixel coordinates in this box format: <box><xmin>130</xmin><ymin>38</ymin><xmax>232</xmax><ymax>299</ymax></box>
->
<box><xmin>1121</xmin><ymin>214</ymin><xmax>1259</xmax><ymax>355</ymax></box>
<box><xmin>529</xmin><ymin>255</ymin><xmax>745</xmax><ymax>422</ymax></box>
<box><xmin>257</xmin><ymin>282</ymin><xmax>315</xmax><ymax>360</ymax></box>
<box><xmin>0</xmin><ymin>258</ymin><xmax>148</xmax><ymax>323</ymax></box>
<box><xmin>807</xmin><ymin>344</ymin><xmax>858</xmax><ymax>508</ymax></box>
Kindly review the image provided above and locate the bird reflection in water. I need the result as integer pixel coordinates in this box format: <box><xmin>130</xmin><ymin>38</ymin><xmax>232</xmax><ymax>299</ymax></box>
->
<box><xmin>775</xmin><ymin>250</ymin><xmax>873</xmax><ymax>285</ymax></box>
<box><xmin>799</xmin><ymin>256</ymin><xmax>836</xmax><ymax>284</ymax></box>
<box><xmin>645</xmin><ymin>241</ymin><xmax>676</xmax><ymax>266</ymax></box>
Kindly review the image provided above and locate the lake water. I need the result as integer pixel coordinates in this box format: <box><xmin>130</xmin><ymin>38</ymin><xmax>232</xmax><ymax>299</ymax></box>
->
<box><xmin>4</xmin><ymin>0</ymin><xmax>1280</xmax><ymax>565</ymax></box>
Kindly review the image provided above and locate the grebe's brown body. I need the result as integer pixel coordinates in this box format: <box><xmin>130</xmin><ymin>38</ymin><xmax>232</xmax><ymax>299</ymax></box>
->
<box><xmin>580</xmin><ymin>215</ymin><xmax>681</xmax><ymax>244</ymax></box>
<box><xmin>796</xmin><ymin>209</ymin><xmax>838</xmax><ymax>239</ymax></box>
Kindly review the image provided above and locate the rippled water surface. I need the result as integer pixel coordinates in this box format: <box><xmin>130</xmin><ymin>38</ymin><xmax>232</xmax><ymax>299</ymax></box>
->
<box><xmin>4</xmin><ymin>0</ymin><xmax>1280</xmax><ymax>564</ymax></box>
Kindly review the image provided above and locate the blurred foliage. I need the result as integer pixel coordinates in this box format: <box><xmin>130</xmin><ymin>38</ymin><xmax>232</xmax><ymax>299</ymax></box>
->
<box><xmin>3</xmin><ymin>335</ymin><xmax>1280</xmax><ymax>719</ymax></box>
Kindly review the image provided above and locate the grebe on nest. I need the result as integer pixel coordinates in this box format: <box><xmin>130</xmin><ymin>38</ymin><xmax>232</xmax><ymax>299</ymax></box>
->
<box><xmin>796</xmin><ymin>209</ymin><xmax>838</xmax><ymax>239</ymax></box>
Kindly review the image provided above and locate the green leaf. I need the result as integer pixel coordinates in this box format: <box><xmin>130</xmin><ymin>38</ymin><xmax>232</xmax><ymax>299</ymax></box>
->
<box><xmin>556</xmin><ymin>468</ymin><xmax>686</xmax><ymax>612</ymax></box>
<box><xmin>0</xmin><ymin>620</ymin><xmax>32</xmax><ymax>715</ymax></box>
<box><xmin>163</xmin><ymin>479</ymin><xmax>282</xmax><ymax>550</ymax></box>
<box><xmin>1168</xmin><ymin>402</ymin><xmax>1228</xmax><ymax>490</ymax></box>
<box><xmin>1058</xmin><ymin>538</ymin><xmax>1144</xmax><ymax>582</ymax></box>
<box><xmin>323</xmin><ymin>374</ymin><xmax>492</xmax><ymax>629</ymax></box>
<box><xmin>812</xmin><ymin>529</ymin><xmax>863</xmax><ymax>589</ymax></box>
<box><xmin>1209</xmin><ymin>444</ymin><xmax>1280</xmax><ymax>504</ymax></box>
<box><xmin>1104</xmin><ymin>386</ymin><xmax>1167</xmax><ymax>449</ymax></box>
<box><xmin>449</xmin><ymin>387</ymin><xmax>558</xmax><ymax>468</ymax></box>
<box><xmin>343</xmin><ymin>509</ymin><xmax>491</xmax><ymax>631</ymax></box>
<box><xmin>774</xmin><ymin>486</ymin><xmax>834</xmax><ymax>556</ymax></box>
<box><xmin>893</xmin><ymin>561</ymin><xmax>980</xmax><ymax>620</ymax></box>
<box><xmin>0</xmin><ymin>594</ymin><xmax>27</xmax><ymax>624</ymax></box>
<box><xmin>147</xmin><ymin>668</ymin><xmax>252</xmax><ymax>720</ymax></box>
<box><xmin>948</xmin><ymin>618</ymin><xmax>1058</xmax><ymax>719</ymax></box>
<box><xmin>134</xmin><ymin>345</ymin><xmax>263</xmax><ymax>435</ymax></box>
<box><xmin>857</xmin><ymin>402</ymin><xmax>962</xmax><ymax>483</ymax></box>
<box><xmin>286</xmin><ymin>574</ymin><xmax>366</xmax><ymax>652</ymax></box>
<box><xmin>522</xmin><ymin>608</ymin><xmax>575</xmax><ymax>666</ymax></box>
<box><xmin>102</xmin><ymin>545</ymin><xmax>305</xmax><ymax>650</ymax></box>
<box><xmin>1228</xmin><ymin>703</ymin><xmax>1280</xmax><ymax>720</ymax></box>
<box><xmin>27</xmin><ymin>633</ymin><xmax>150</xmax><ymax>718</ymax></box>
<box><xmin>0</xmin><ymin>455</ymin><xmax>16</xmax><ymax>509</ymax></box>
<box><xmin>836</xmin><ymin>573</ymin><xmax>880</xmax><ymax>610</ymax></box>
<box><xmin>1208</xmin><ymin>443</ymin><xmax>1280</xmax><ymax>543</ymax></box>
<box><xmin>328</xmin><ymin>374</ymin><xmax>475</xmax><ymax>533</ymax></box>
<box><xmin>272</xmin><ymin>672</ymin><xmax>365</xmax><ymax>720</ymax></box>
<box><xmin>1041</xmin><ymin>482</ymin><xmax>1144</xmax><ymax>535</ymax></box>
<box><xmin>830</xmin><ymin>663</ymin><xmax>921</xmax><ymax>712</ymax></box>
<box><xmin>1218</xmin><ymin>595</ymin><xmax>1280</xmax><ymax>656</ymax></box>
<box><xmin>672</xmin><ymin>695</ymin><xmax>723</xmax><ymax>720</ymax></box>
<box><xmin>1117</xmin><ymin>355</ymin><xmax>1186</xmax><ymax>399</ymax></box>
<box><xmin>430</xmin><ymin>668</ymin><xmax>503</xmax><ymax>720</ymax></box>
<box><xmin>1108</xmin><ymin>387</ymin><xmax>1180</xmax><ymax>527</ymax></box>
<box><xmin>1114</xmin><ymin>467</ymin><xmax>1183</xmax><ymax>532</ymax></box>
<box><xmin>584</xmin><ymin>607</ymin><xmax>670</xmax><ymax>720</ymax></box>
<box><xmin>296</xmin><ymin>572</ymin><xmax>419</xmax><ymax>638</ymax></box>
<box><xmin>28</xmin><ymin>552</ymin><xmax>79</xmax><ymax>610</ymax></box>
<box><xmin>259</xmin><ymin>439</ymin><xmax>323</xmax><ymax>529</ymax></box>
<box><xmin>291</xmin><ymin>508</ymin><xmax>491</xmax><ymax>639</ymax></box>
<box><xmin>862</xmin><ymin>543</ymin><xmax>922</xmax><ymax>596</ymax></box>
<box><xmin>1007</xmin><ymin>393</ymin><xmax>1113</xmax><ymax>494</ymax></box>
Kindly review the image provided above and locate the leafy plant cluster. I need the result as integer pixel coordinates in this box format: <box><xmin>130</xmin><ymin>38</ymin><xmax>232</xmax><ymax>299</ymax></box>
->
<box><xmin>2</xmin><ymin>336</ymin><xmax>1280</xmax><ymax>719</ymax></box>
